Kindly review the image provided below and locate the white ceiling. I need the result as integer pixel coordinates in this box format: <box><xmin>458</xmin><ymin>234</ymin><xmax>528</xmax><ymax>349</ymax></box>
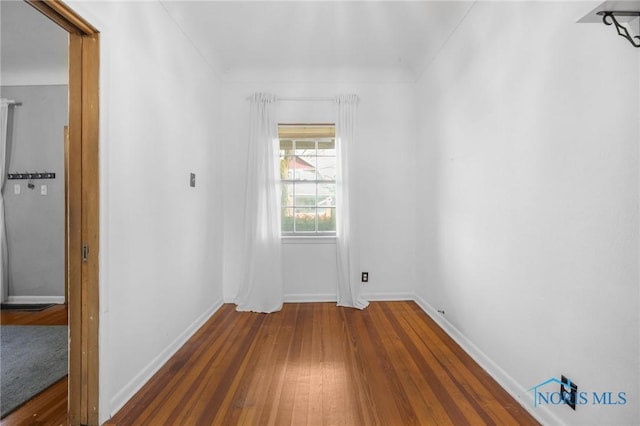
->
<box><xmin>6</xmin><ymin>1</ymin><xmax>640</xmax><ymax>83</ymax></box>
<box><xmin>0</xmin><ymin>0</ymin><xmax>480</xmax><ymax>80</ymax></box>
<box><xmin>1</xmin><ymin>1</ymin><xmax>475</xmax><ymax>83</ymax></box>
<box><xmin>160</xmin><ymin>1</ymin><xmax>474</xmax><ymax>78</ymax></box>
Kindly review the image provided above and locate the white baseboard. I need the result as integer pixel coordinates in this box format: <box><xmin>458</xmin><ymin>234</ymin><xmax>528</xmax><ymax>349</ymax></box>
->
<box><xmin>413</xmin><ymin>294</ymin><xmax>563</xmax><ymax>426</ymax></box>
<box><xmin>282</xmin><ymin>292</ymin><xmax>414</xmax><ymax>303</ymax></box>
<box><xmin>362</xmin><ymin>292</ymin><xmax>414</xmax><ymax>301</ymax></box>
<box><xmin>283</xmin><ymin>293</ymin><xmax>337</xmax><ymax>303</ymax></box>
<box><xmin>5</xmin><ymin>295</ymin><xmax>65</xmax><ymax>304</ymax></box>
<box><xmin>109</xmin><ymin>298</ymin><xmax>224</xmax><ymax>418</ymax></box>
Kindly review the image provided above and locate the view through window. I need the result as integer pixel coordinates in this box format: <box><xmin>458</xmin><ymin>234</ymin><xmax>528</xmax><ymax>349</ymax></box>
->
<box><xmin>279</xmin><ymin>125</ymin><xmax>336</xmax><ymax>236</ymax></box>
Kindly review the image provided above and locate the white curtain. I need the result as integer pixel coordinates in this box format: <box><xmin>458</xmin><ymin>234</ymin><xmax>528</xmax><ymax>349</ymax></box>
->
<box><xmin>236</xmin><ymin>93</ymin><xmax>283</xmax><ymax>313</ymax></box>
<box><xmin>1</xmin><ymin>99</ymin><xmax>10</xmax><ymax>303</ymax></box>
<box><xmin>335</xmin><ymin>94</ymin><xmax>368</xmax><ymax>309</ymax></box>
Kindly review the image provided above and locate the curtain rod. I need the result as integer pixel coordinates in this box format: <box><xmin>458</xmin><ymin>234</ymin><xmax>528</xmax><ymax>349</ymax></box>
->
<box><xmin>245</xmin><ymin>96</ymin><xmax>335</xmax><ymax>102</ymax></box>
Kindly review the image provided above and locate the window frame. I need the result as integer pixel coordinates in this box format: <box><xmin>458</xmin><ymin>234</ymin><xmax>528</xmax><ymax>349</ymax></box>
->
<box><xmin>279</xmin><ymin>124</ymin><xmax>337</xmax><ymax>238</ymax></box>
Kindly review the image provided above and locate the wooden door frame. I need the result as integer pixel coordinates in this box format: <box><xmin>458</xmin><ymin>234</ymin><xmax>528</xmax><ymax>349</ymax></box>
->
<box><xmin>25</xmin><ymin>1</ymin><xmax>100</xmax><ymax>424</ymax></box>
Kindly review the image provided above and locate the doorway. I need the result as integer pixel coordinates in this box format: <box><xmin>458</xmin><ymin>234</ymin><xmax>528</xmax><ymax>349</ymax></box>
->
<box><xmin>0</xmin><ymin>12</ymin><xmax>68</xmax><ymax>415</ymax></box>
<box><xmin>0</xmin><ymin>2</ymin><xmax>68</xmax><ymax>307</ymax></box>
<box><xmin>21</xmin><ymin>1</ymin><xmax>100</xmax><ymax>424</ymax></box>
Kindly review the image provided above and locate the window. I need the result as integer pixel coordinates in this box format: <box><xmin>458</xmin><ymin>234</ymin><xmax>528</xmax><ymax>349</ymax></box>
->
<box><xmin>279</xmin><ymin>125</ymin><xmax>336</xmax><ymax>236</ymax></box>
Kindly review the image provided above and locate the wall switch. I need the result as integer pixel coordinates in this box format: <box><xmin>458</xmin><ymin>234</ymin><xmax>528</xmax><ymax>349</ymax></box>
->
<box><xmin>14</xmin><ymin>184</ymin><xmax>20</xmax><ymax>195</ymax></box>
<box><xmin>362</xmin><ymin>272</ymin><xmax>369</xmax><ymax>282</ymax></box>
<box><xmin>40</xmin><ymin>184</ymin><xmax>48</xmax><ymax>196</ymax></box>
<box><xmin>190</xmin><ymin>173</ymin><xmax>196</xmax><ymax>188</ymax></box>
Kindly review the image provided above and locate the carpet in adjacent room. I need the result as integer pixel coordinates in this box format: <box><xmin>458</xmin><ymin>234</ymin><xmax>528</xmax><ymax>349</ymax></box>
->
<box><xmin>0</xmin><ymin>325</ymin><xmax>68</xmax><ymax>418</ymax></box>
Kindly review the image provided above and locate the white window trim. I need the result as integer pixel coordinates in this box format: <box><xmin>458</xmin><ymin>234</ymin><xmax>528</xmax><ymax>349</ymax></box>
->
<box><xmin>282</xmin><ymin>235</ymin><xmax>337</xmax><ymax>244</ymax></box>
<box><xmin>279</xmin><ymin>124</ymin><xmax>336</xmax><ymax>238</ymax></box>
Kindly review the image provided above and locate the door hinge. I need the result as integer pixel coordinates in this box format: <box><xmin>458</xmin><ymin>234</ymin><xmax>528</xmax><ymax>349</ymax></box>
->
<box><xmin>82</xmin><ymin>244</ymin><xmax>89</xmax><ymax>263</ymax></box>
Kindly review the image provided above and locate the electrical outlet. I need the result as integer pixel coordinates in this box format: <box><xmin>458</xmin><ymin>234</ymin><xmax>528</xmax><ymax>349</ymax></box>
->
<box><xmin>361</xmin><ymin>272</ymin><xmax>368</xmax><ymax>282</ymax></box>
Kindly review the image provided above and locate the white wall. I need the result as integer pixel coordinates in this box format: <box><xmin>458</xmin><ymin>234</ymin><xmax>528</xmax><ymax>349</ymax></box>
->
<box><xmin>222</xmin><ymin>75</ymin><xmax>417</xmax><ymax>303</ymax></box>
<box><xmin>31</xmin><ymin>1</ymin><xmax>639</xmax><ymax>425</ymax></box>
<box><xmin>0</xmin><ymin>0</ymin><xmax>68</xmax><ymax>87</ymax></box>
<box><xmin>1</xmin><ymin>0</ymin><xmax>69</xmax><ymax>303</ymax></box>
<box><xmin>415</xmin><ymin>2</ymin><xmax>639</xmax><ymax>425</ymax></box>
<box><xmin>0</xmin><ymin>85</ymin><xmax>67</xmax><ymax>302</ymax></box>
<box><xmin>65</xmin><ymin>2</ymin><xmax>224</xmax><ymax>423</ymax></box>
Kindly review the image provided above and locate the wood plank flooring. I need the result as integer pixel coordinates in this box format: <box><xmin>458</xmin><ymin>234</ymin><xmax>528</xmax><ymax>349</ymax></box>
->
<box><xmin>0</xmin><ymin>378</ymin><xmax>68</xmax><ymax>426</ymax></box>
<box><xmin>0</xmin><ymin>304</ymin><xmax>68</xmax><ymax>326</ymax></box>
<box><xmin>106</xmin><ymin>302</ymin><xmax>539</xmax><ymax>426</ymax></box>
<box><xmin>0</xmin><ymin>305</ymin><xmax>68</xmax><ymax>425</ymax></box>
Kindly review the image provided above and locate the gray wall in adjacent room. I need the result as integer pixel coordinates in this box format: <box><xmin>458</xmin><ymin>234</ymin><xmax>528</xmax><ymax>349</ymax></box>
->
<box><xmin>1</xmin><ymin>85</ymin><xmax>67</xmax><ymax>298</ymax></box>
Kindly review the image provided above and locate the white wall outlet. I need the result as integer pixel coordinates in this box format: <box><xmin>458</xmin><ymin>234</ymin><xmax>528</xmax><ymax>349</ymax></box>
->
<box><xmin>14</xmin><ymin>184</ymin><xmax>20</xmax><ymax>195</ymax></box>
<box><xmin>40</xmin><ymin>184</ymin><xmax>48</xmax><ymax>196</ymax></box>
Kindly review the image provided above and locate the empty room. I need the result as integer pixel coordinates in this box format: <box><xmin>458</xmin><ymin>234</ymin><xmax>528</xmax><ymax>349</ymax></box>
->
<box><xmin>0</xmin><ymin>0</ymin><xmax>638</xmax><ymax>425</ymax></box>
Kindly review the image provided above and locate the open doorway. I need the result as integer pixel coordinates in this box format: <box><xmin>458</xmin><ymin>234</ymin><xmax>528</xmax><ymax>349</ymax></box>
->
<box><xmin>0</xmin><ymin>0</ymin><xmax>69</xmax><ymax>419</ymax></box>
<box><xmin>1</xmin><ymin>0</ymin><xmax>99</xmax><ymax>424</ymax></box>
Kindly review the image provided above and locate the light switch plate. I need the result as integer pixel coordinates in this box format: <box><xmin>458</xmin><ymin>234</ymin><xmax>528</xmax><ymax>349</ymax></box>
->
<box><xmin>190</xmin><ymin>173</ymin><xmax>196</xmax><ymax>188</ymax></box>
<box><xmin>14</xmin><ymin>184</ymin><xmax>20</xmax><ymax>195</ymax></box>
<box><xmin>40</xmin><ymin>184</ymin><xmax>48</xmax><ymax>196</ymax></box>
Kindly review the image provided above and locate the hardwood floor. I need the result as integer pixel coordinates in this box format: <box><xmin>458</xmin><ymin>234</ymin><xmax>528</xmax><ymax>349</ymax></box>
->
<box><xmin>106</xmin><ymin>302</ymin><xmax>539</xmax><ymax>426</ymax></box>
<box><xmin>0</xmin><ymin>378</ymin><xmax>68</xmax><ymax>426</ymax></box>
<box><xmin>1</xmin><ymin>304</ymin><xmax>68</xmax><ymax>326</ymax></box>
<box><xmin>0</xmin><ymin>302</ymin><xmax>540</xmax><ymax>425</ymax></box>
<box><xmin>0</xmin><ymin>305</ymin><xmax>68</xmax><ymax>425</ymax></box>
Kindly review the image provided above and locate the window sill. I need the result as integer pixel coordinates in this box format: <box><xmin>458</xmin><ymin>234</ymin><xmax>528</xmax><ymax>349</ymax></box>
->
<box><xmin>282</xmin><ymin>236</ymin><xmax>337</xmax><ymax>244</ymax></box>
